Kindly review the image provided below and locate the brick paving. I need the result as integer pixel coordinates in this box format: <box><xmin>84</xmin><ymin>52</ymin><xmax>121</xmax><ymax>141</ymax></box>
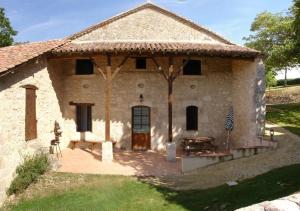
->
<box><xmin>57</xmin><ymin>148</ymin><xmax>181</xmax><ymax>176</ymax></box>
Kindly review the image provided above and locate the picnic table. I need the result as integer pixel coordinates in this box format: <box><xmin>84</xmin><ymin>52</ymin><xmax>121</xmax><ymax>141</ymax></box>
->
<box><xmin>182</xmin><ymin>136</ymin><xmax>217</xmax><ymax>155</ymax></box>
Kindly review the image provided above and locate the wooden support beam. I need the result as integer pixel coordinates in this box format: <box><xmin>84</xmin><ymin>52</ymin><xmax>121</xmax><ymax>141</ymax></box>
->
<box><xmin>90</xmin><ymin>57</ymin><xmax>107</xmax><ymax>80</ymax></box>
<box><xmin>168</xmin><ymin>78</ymin><xmax>173</xmax><ymax>143</ymax></box>
<box><xmin>105</xmin><ymin>65</ymin><xmax>112</xmax><ymax>142</ymax></box>
<box><xmin>168</xmin><ymin>56</ymin><xmax>174</xmax><ymax>143</ymax></box>
<box><xmin>151</xmin><ymin>57</ymin><xmax>168</xmax><ymax>80</ymax></box>
<box><xmin>111</xmin><ymin>55</ymin><xmax>129</xmax><ymax>80</ymax></box>
<box><xmin>172</xmin><ymin>56</ymin><xmax>190</xmax><ymax>81</ymax></box>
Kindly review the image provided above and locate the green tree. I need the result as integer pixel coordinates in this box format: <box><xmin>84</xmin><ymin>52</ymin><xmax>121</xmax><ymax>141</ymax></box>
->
<box><xmin>0</xmin><ymin>7</ymin><xmax>17</xmax><ymax>47</ymax></box>
<box><xmin>244</xmin><ymin>11</ymin><xmax>298</xmax><ymax>86</ymax></box>
<box><xmin>293</xmin><ymin>0</ymin><xmax>300</xmax><ymax>43</ymax></box>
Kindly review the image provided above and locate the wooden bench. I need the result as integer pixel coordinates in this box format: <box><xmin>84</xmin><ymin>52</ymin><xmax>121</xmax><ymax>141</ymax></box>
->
<box><xmin>69</xmin><ymin>140</ymin><xmax>117</xmax><ymax>150</ymax></box>
<box><xmin>182</xmin><ymin>136</ymin><xmax>217</xmax><ymax>156</ymax></box>
<box><xmin>70</xmin><ymin>140</ymin><xmax>101</xmax><ymax>150</ymax></box>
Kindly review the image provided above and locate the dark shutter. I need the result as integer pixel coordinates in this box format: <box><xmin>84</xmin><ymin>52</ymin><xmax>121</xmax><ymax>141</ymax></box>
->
<box><xmin>87</xmin><ymin>106</ymin><xmax>92</xmax><ymax>131</ymax></box>
<box><xmin>183</xmin><ymin>60</ymin><xmax>201</xmax><ymax>75</ymax></box>
<box><xmin>25</xmin><ymin>88</ymin><xmax>37</xmax><ymax>141</ymax></box>
<box><xmin>76</xmin><ymin>105</ymin><xmax>82</xmax><ymax>131</ymax></box>
<box><xmin>186</xmin><ymin>106</ymin><xmax>198</xmax><ymax>130</ymax></box>
<box><xmin>76</xmin><ymin>104</ymin><xmax>92</xmax><ymax>132</ymax></box>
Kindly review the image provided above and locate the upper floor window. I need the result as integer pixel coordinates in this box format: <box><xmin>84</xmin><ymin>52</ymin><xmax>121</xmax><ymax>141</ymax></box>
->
<box><xmin>136</xmin><ymin>57</ymin><xmax>147</xmax><ymax>69</ymax></box>
<box><xmin>186</xmin><ymin>106</ymin><xmax>198</xmax><ymax>131</ymax></box>
<box><xmin>76</xmin><ymin>104</ymin><xmax>92</xmax><ymax>132</ymax></box>
<box><xmin>76</xmin><ymin>59</ymin><xmax>94</xmax><ymax>75</ymax></box>
<box><xmin>183</xmin><ymin>60</ymin><xmax>201</xmax><ymax>75</ymax></box>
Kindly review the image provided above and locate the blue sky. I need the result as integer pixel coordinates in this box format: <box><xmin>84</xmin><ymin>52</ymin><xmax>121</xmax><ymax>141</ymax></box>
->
<box><xmin>0</xmin><ymin>0</ymin><xmax>294</xmax><ymax>45</ymax></box>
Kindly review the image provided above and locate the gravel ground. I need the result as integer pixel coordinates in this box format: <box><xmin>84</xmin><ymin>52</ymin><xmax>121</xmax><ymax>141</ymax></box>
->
<box><xmin>161</xmin><ymin>123</ymin><xmax>300</xmax><ymax>190</ymax></box>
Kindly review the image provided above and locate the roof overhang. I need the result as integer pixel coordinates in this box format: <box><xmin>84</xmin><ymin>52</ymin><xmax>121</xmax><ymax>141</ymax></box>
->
<box><xmin>52</xmin><ymin>41</ymin><xmax>263</xmax><ymax>59</ymax></box>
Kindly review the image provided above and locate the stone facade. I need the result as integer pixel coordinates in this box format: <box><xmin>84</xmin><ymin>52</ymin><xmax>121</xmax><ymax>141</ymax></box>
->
<box><xmin>44</xmin><ymin>55</ymin><xmax>264</xmax><ymax>150</ymax></box>
<box><xmin>231</xmin><ymin>59</ymin><xmax>266</xmax><ymax>147</ymax></box>
<box><xmin>55</xmin><ymin>56</ymin><xmax>236</xmax><ymax>150</ymax></box>
<box><xmin>74</xmin><ymin>8</ymin><xmax>225</xmax><ymax>44</ymax></box>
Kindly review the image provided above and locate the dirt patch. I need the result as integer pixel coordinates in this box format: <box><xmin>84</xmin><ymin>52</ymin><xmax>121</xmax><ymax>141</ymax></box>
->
<box><xmin>266</xmin><ymin>85</ymin><xmax>300</xmax><ymax>104</ymax></box>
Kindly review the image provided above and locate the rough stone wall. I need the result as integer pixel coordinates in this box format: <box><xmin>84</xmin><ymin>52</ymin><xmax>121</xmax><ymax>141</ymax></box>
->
<box><xmin>74</xmin><ymin>8</ymin><xmax>224</xmax><ymax>44</ymax></box>
<box><xmin>231</xmin><ymin>58</ymin><xmax>265</xmax><ymax>147</ymax></box>
<box><xmin>0</xmin><ymin>56</ymin><xmax>64</xmax><ymax>205</ymax></box>
<box><xmin>59</xmin><ymin>56</ymin><xmax>233</xmax><ymax>150</ymax></box>
<box><xmin>255</xmin><ymin>59</ymin><xmax>266</xmax><ymax>138</ymax></box>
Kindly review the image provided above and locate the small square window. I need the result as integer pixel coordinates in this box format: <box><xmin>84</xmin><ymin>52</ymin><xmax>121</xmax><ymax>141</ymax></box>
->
<box><xmin>136</xmin><ymin>58</ymin><xmax>147</xmax><ymax>69</ymax></box>
<box><xmin>183</xmin><ymin>60</ymin><xmax>201</xmax><ymax>75</ymax></box>
<box><xmin>76</xmin><ymin>59</ymin><xmax>94</xmax><ymax>75</ymax></box>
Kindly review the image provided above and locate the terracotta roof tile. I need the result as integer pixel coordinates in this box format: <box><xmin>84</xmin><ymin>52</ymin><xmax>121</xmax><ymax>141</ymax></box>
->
<box><xmin>0</xmin><ymin>40</ymin><xmax>66</xmax><ymax>74</ymax></box>
<box><xmin>53</xmin><ymin>41</ymin><xmax>262</xmax><ymax>58</ymax></box>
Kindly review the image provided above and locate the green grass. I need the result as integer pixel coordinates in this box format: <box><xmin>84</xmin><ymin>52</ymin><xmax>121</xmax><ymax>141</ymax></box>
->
<box><xmin>6</xmin><ymin>164</ymin><xmax>300</xmax><ymax>211</ymax></box>
<box><xmin>266</xmin><ymin>103</ymin><xmax>300</xmax><ymax>136</ymax></box>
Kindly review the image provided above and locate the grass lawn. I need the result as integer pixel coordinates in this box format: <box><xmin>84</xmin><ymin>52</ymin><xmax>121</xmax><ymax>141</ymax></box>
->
<box><xmin>266</xmin><ymin>103</ymin><xmax>300</xmax><ymax>136</ymax></box>
<box><xmin>5</xmin><ymin>164</ymin><xmax>300</xmax><ymax>211</ymax></box>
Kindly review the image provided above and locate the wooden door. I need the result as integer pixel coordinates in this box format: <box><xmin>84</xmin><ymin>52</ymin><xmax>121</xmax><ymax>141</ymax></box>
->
<box><xmin>132</xmin><ymin>106</ymin><xmax>151</xmax><ymax>150</ymax></box>
<box><xmin>25</xmin><ymin>87</ymin><xmax>37</xmax><ymax>141</ymax></box>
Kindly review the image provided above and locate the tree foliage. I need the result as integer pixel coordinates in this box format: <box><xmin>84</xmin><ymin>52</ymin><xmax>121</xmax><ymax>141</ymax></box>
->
<box><xmin>244</xmin><ymin>9</ymin><xmax>300</xmax><ymax>87</ymax></box>
<box><xmin>293</xmin><ymin>0</ymin><xmax>300</xmax><ymax>43</ymax></box>
<box><xmin>244</xmin><ymin>11</ymin><xmax>298</xmax><ymax>72</ymax></box>
<box><xmin>0</xmin><ymin>7</ymin><xmax>17</xmax><ymax>47</ymax></box>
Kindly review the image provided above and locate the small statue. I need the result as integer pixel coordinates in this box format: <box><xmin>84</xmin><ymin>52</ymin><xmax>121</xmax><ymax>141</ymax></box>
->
<box><xmin>53</xmin><ymin>121</ymin><xmax>62</xmax><ymax>141</ymax></box>
<box><xmin>50</xmin><ymin>121</ymin><xmax>63</xmax><ymax>157</ymax></box>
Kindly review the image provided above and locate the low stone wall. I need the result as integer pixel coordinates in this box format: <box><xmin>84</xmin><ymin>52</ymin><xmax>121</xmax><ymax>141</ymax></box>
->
<box><xmin>182</xmin><ymin>154</ymin><xmax>233</xmax><ymax>172</ymax></box>
<box><xmin>181</xmin><ymin>145</ymin><xmax>276</xmax><ymax>173</ymax></box>
<box><xmin>236</xmin><ymin>192</ymin><xmax>300</xmax><ymax>211</ymax></box>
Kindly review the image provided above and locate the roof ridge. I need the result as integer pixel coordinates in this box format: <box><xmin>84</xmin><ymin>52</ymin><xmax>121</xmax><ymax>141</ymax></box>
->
<box><xmin>71</xmin><ymin>40</ymin><xmax>233</xmax><ymax>45</ymax></box>
<box><xmin>67</xmin><ymin>2</ymin><xmax>234</xmax><ymax>45</ymax></box>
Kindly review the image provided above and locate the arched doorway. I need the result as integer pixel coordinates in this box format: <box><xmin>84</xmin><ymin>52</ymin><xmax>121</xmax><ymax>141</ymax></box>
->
<box><xmin>132</xmin><ymin>106</ymin><xmax>151</xmax><ymax>150</ymax></box>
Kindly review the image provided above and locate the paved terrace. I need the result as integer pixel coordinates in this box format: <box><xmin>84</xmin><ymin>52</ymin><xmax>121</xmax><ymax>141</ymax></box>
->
<box><xmin>57</xmin><ymin>148</ymin><xmax>181</xmax><ymax>176</ymax></box>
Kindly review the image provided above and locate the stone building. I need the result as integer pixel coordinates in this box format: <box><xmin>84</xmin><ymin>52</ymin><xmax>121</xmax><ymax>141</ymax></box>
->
<box><xmin>0</xmin><ymin>2</ymin><xmax>265</xmax><ymax>204</ymax></box>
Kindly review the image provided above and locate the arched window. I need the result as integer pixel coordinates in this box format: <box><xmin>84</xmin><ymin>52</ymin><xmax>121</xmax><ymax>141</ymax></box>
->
<box><xmin>186</xmin><ymin>106</ymin><xmax>198</xmax><ymax>131</ymax></box>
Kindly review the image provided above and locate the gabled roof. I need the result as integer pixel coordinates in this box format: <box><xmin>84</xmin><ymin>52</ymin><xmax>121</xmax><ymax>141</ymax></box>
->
<box><xmin>68</xmin><ymin>2</ymin><xmax>232</xmax><ymax>44</ymax></box>
<box><xmin>55</xmin><ymin>2</ymin><xmax>261</xmax><ymax>58</ymax></box>
<box><xmin>0</xmin><ymin>40</ymin><xmax>65</xmax><ymax>75</ymax></box>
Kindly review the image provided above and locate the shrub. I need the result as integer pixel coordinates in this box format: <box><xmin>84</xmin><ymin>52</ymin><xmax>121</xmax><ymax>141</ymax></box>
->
<box><xmin>277</xmin><ymin>78</ymin><xmax>300</xmax><ymax>86</ymax></box>
<box><xmin>266</xmin><ymin>71</ymin><xmax>277</xmax><ymax>87</ymax></box>
<box><xmin>7</xmin><ymin>152</ymin><xmax>50</xmax><ymax>196</ymax></box>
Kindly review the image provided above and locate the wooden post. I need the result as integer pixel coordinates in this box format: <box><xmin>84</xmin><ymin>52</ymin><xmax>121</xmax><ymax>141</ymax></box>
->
<box><xmin>105</xmin><ymin>55</ymin><xmax>112</xmax><ymax>142</ymax></box>
<box><xmin>168</xmin><ymin>57</ymin><xmax>174</xmax><ymax>143</ymax></box>
<box><xmin>93</xmin><ymin>55</ymin><xmax>128</xmax><ymax>142</ymax></box>
<box><xmin>151</xmin><ymin>56</ymin><xmax>190</xmax><ymax>144</ymax></box>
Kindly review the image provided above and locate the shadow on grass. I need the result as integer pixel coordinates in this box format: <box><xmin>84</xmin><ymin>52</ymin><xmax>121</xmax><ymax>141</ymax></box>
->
<box><xmin>140</xmin><ymin>164</ymin><xmax>300</xmax><ymax>210</ymax></box>
<box><xmin>6</xmin><ymin>165</ymin><xmax>300</xmax><ymax>211</ymax></box>
<box><xmin>266</xmin><ymin>103</ymin><xmax>300</xmax><ymax>137</ymax></box>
